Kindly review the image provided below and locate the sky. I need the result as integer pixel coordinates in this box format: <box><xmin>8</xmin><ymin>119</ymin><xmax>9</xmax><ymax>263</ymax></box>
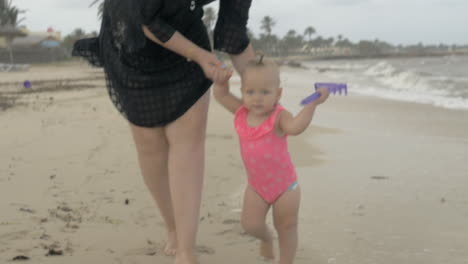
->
<box><xmin>12</xmin><ymin>0</ymin><xmax>468</xmax><ymax>45</ymax></box>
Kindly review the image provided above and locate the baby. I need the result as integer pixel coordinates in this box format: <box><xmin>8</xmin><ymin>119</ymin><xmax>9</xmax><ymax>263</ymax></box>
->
<box><xmin>212</xmin><ymin>56</ymin><xmax>329</xmax><ymax>264</ymax></box>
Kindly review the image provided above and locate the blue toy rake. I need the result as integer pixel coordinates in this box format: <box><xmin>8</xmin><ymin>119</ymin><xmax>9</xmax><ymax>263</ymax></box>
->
<box><xmin>301</xmin><ymin>83</ymin><xmax>348</xmax><ymax>105</ymax></box>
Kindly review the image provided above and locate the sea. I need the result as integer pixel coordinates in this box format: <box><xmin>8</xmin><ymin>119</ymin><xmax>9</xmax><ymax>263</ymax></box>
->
<box><xmin>301</xmin><ymin>55</ymin><xmax>468</xmax><ymax>110</ymax></box>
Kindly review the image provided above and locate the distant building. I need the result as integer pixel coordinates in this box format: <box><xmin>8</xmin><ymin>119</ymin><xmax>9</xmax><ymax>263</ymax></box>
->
<box><xmin>0</xmin><ymin>27</ymin><xmax>62</xmax><ymax>49</ymax></box>
<box><xmin>0</xmin><ymin>27</ymin><xmax>68</xmax><ymax>64</ymax></box>
<box><xmin>302</xmin><ymin>44</ymin><xmax>355</xmax><ymax>57</ymax></box>
<box><xmin>12</xmin><ymin>27</ymin><xmax>62</xmax><ymax>48</ymax></box>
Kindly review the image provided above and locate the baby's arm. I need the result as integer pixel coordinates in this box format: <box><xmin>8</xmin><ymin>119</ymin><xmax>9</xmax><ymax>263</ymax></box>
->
<box><xmin>278</xmin><ymin>87</ymin><xmax>329</xmax><ymax>136</ymax></box>
<box><xmin>212</xmin><ymin>68</ymin><xmax>243</xmax><ymax>114</ymax></box>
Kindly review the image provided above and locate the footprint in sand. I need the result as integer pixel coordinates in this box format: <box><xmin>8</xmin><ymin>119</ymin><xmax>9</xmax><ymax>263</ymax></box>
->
<box><xmin>228</xmin><ymin>161</ymin><xmax>243</xmax><ymax>169</ymax></box>
<box><xmin>12</xmin><ymin>255</ymin><xmax>30</xmax><ymax>261</ymax></box>
<box><xmin>132</xmin><ymin>208</ymin><xmax>158</xmax><ymax>227</ymax></box>
<box><xmin>370</xmin><ymin>175</ymin><xmax>389</xmax><ymax>180</ymax></box>
<box><xmin>40</xmin><ymin>240</ymin><xmax>73</xmax><ymax>257</ymax></box>
<box><xmin>124</xmin><ymin>247</ymin><xmax>158</xmax><ymax>257</ymax></box>
<box><xmin>206</xmin><ymin>133</ymin><xmax>233</xmax><ymax>140</ymax></box>
<box><xmin>0</xmin><ymin>230</ymin><xmax>30</xmax><ymax>241</ymax></box>
<box><xmin>19</xmin><ymin>207</ymin><xmax>36</xmax><ymax>214</ymax></box>
<box><xmin>47</xmin><ymin>202</ymin><xmax>92</xmax><ymax>232</ymax></box>
<box><xmin>215</xmin><ymin>229</ymin><xmax>233</xmax><ymax>236</ymax></box>
<box><xmin>196</xmin><ymin>245</ymin><xmax>215</xmax><ymax>255</ymax></box>
<box><xmin>124</xmin><ymin>245</ymin><xmax>215</xmax><ymax>257</ymax></box>
<box><xmin>352</xmin><ymin>204</ymin><xmax>366</xmax><ymax>216</ymax></box>
<box><xmin>129</xmin><ymin>242</ymin><xmax>215</xmax><ymax>257</ymax></box>
<box><xmin>222</xmin><ymin>219</ymin><xmax>240</xmax><ymax>225</ymax></box>
<box><xmin>216</xmin><ymin>218</ymin><xmax>246</xmax><ymax>239</ymax></box>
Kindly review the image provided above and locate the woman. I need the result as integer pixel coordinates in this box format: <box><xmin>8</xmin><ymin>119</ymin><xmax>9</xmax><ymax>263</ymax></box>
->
<box><xmin>73</xmin><ymin>0</ymin><xmax>255</xmax><ymax>263</ymax></box>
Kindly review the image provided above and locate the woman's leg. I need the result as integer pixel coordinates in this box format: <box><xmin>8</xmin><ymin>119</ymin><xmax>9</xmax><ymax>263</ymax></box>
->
<box><xmin>241</xmin><ymin>186</ymin><xmax>274</xmax><ymax>260</ymax></box>
<box><xmin>272</xmin><ymin>187</ymin><xmax>301</xmax><ymax>264</ymax></box>
<box><xmin>165</xmin><ymin>91</ymin><xmax>210</xmax><ymax>264</ymax></box>
<box><xmin>129</xmin><ymin>124</ymin><xmax>177</xmax><ymax>255</ymax></box>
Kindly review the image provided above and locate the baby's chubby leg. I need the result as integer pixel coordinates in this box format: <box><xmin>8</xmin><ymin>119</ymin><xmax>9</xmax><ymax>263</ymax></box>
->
<box><xmin>241</xmin><ymin>186</ymin><xmax>275</xmax><ymax>260</ymax></box>
<box><xmin>272</xmin><ymin>186</ymin><xmax>301</xmax><ymax>264</ymax></box>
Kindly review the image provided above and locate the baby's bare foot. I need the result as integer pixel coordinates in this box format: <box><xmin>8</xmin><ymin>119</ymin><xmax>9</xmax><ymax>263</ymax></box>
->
<box><xmin>164</xmin><ymin>231</ymin><xmax>177</xmax><ymax>256</ymax></box>
<box><xmin>260</xmin><ymin>239</ymin><xmax>275</xmax><ymax>260</ymax></box>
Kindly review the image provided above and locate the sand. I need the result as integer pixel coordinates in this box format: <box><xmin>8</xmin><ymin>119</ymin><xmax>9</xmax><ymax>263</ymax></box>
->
<box><xmin>1</xmin><ymin>61</ymin><xmax>468</xmax><ymax>264</ymax></box>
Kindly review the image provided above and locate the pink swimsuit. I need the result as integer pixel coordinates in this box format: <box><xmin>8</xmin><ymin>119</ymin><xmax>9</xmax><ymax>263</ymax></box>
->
<box><xmin>234</xmin><ymin>105</ymin><xmax>298</xmax><ymax>204</ymax></box>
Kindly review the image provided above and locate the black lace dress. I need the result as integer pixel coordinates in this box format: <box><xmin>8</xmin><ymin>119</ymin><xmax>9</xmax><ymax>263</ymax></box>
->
<box><xmin>72</xmin><ymin>0</ymin><xmax>251</xmax><ymax>127</ymax></box>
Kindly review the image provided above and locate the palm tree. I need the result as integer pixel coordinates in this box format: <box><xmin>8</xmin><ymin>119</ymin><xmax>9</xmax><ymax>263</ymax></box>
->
<box><xmin>285</xmin><ymin>29</ymin><xmax>296</xmax><ymax>38</ymax></box>
<box><xmin>260</xmin><ymin>16</ymin><xmax>275</xmax><ymax>37</ymax></box>
<box><xmin>336</xmin><ymin>36</ymin><xmax>353</xmax><ymax>48</ymax></box>
<box><xmin>89</xmin><ymin>0</ymin><xmax>100</xmax><ymax>6</ymax></box>
<box><xmin>89</xmin><ymin>0</ymin><xmax>103</xmax><ymax>19</ymax></box>
<box><xmin>72</xmin><ymin>28</ymin><xmax>86</xmax><ymax>38</ymax></box>
<box><xmin>303</xmin><ymin>26</ymin><xmax>315</xmax><ymax>42</ymax></box>
<box><xmin>0</xmin><ymin>0</ymin><xmax>26</xmax><ymax>64</ymax></box>
<box><xmin>63</xmin><ymin>28</ymin><xmax>87</xmax><ymax>50</ymax></box>
<box><xmin>260</xmin><ymin>16</ymin><xmax>276</xmax><ymax>54</ymax></box>
<box><xmin>0</xmin><ymin>0</ymin><xmax>25</xmax><ymax>29</ymax></box>
<box><xmin>310</xmin><ymin>36</ymin><xmax>324</xmax><ymax>48</ymax></box>
<box><xmin>282</xmin><ymin>29</ymin><xmax>303</xmax><ymax>56</ymax></box>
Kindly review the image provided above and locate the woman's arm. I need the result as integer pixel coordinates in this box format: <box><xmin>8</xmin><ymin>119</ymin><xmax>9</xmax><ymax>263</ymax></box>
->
<box><xmin>142</xmin><ymin>26</ymin><xmax>222</xmax><ymax>79</ymax></box>
<box><xmin>229</xmin><ymin>43</ymin><xmax>255</xmax><ymax>76</ymax></box>
<box><xmin>212</xmin><ymin>0</ymin><xmax>254</xmax><ymax>76</ymax></box>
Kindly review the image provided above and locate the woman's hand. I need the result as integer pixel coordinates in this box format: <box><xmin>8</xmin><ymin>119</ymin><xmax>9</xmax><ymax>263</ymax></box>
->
<box><xmin>212</xmin><ymin>66</ymin><xmax>233</xmax><ymax>87</ymax></box>
<box><xmin>141</xmin><ymin>26</ymin><xmax>226</xmax><ymax>80</ymax></box>
<box><xmin>193</xmin><ymin>49</ymin><xmax>224</xmax><ymax>80</ymax></box>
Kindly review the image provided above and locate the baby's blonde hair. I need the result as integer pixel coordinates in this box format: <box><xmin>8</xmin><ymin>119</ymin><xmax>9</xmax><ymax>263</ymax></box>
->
<box><xmin>244</xmin><ymin>54</ymin><xmax>281</xmax><ymax>86</ymax></box>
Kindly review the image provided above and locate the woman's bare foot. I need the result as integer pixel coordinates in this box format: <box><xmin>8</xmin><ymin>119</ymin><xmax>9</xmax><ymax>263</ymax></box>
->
<box><xmin>260</xmin><ymin>238</ymin><xmax>275</xmax><ymax>260</ymax></box>
<box><xmin>164</xmin><ymin>231</ymin><xmax>177</xmax><ymax>256</ymax></box>
<box><xmin>174</xmin><ymin>252</ymin><xmax>198</xmax><ymax>264</ymax></box>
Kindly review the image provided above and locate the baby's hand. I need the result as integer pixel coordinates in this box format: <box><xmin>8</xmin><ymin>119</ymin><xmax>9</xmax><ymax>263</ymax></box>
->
<box><xmin>315</xmin><ymin>87</ymin><xmax>330</xmax><ymax>104</ymax></box>
<box><xmin>212</xmin><ymin>65</ymin><xmax>233</xmax><ymax>86</ymax></box>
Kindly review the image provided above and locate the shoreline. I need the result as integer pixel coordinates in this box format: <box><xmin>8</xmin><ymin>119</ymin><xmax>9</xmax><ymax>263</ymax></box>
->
<box><xmin>266</xmin><ymin>51</ymin><xmax>468</xmax><ymax>64</ymax></box>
